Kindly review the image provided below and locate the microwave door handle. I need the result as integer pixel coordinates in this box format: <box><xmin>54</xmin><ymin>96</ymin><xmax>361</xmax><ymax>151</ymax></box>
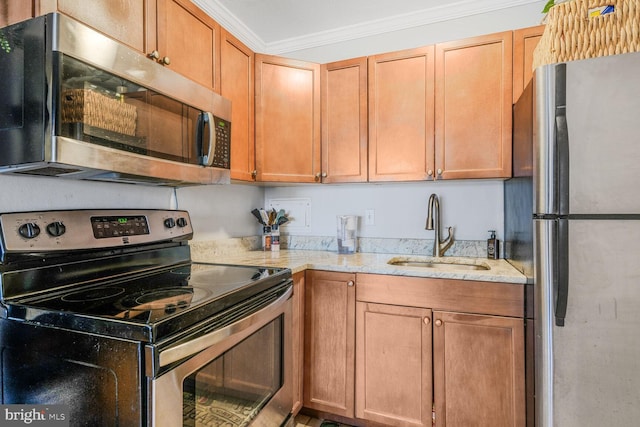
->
<box><xmin>197</xmin><ymin>112</ymin><xmax>215</xmax><ymax>166</ymax></box>
<box><xmin>156</xmin><ymin>286</ymin><xmax>292</xmax><ymax>368</ymax></box>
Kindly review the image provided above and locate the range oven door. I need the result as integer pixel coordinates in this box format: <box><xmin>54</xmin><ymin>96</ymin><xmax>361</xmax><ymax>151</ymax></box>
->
<box><xmin>147</xmin><ymin>283</ymin><xmax>293</xmax><ymax>427</ymax></box>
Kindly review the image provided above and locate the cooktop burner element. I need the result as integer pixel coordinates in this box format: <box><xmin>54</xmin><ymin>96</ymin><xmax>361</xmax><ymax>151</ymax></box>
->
<box><xmin>62</xmin><ymin>286</ymin><xmax>127</xmax><ymax>302</ymax></box>
<box><xmin>130</xmin><ymin>289</ymin><xmax>194</xmax><ymax>306</ymax></box>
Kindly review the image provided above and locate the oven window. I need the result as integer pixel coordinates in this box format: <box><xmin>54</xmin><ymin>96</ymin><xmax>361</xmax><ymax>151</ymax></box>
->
<box><xmin>183</xmin><ymin>315</ymin><xmax>283</xmax><ymax>426</ymax></box>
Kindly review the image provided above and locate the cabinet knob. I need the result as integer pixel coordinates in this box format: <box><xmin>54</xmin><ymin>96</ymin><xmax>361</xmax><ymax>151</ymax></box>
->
<box><xmin>435</xmin><ymin>319</ymin><xmax>443</xmax><ymax>326</ymax></box>
<box><xmin>437</xmin><ymin>168</ymin><xmax>443</xmax><ymax>176</ymax></box>
<box><xmin>251</xmin><ymin>170</ymin><xmax>257</xmax><ymax>179</ymax></box>
<box><xmin>314</xmin><ymin>173</ymin><xmax>322</xmax><ymax>182</ymax></box>
<box><xmin>322</xmin><ymin>172</ymin><xmax>327</xmax><ymax>178</ymax></box>
<box><xmin>147</xmin><ymin>51</ymin><xmax>171</xmax><ymax>66</ymax></box>
<box><xmin>347</xmin><ymin>280</ymin><xmax>354</xmax><ymax>287</ymax></box>
<box><xmin>424</xmin><ymin>317</ymin><xmax>431</xmax><ymax>325</ymax></box>
<box><xmin>427</xmin><ymin>169</ymin><xmax>433</xmax><ymax>177</ymax></box>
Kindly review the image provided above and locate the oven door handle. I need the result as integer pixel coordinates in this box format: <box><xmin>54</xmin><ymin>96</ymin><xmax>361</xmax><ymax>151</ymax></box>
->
<box><xmin>155</xmin><ymin>285</ymin><xmax>292</xmax><ymax>369</ymax></box>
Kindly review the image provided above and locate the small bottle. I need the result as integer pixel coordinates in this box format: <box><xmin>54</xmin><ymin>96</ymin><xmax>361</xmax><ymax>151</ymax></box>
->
<box><xmin>487</xmin><ymin>230</ymin><xmax>499</xmax><ymax>259</ymax></box>
<box><xmin>262</xmin><ymin>226</ymin><xmax>271</xmax><ymax>251</ymax></box>
<box><xmin>271</xmin><ymin>224</ymin><xmax>280</xmax><ymax>252</ymax></box>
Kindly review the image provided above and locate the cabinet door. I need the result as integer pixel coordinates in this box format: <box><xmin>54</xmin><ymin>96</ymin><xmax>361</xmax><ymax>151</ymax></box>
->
<box><xmin>156</xmin><ymin>0</ymin><xmax>220</xmax><ymax>92</ymax></box>
<box><xmin>221</xmin><ymin>29</ymin><xmax>255</xmax><ymax>181</ymax></box>
<box><xmin>356</xmin><ymin>302</ymin><xmax>433</xmax><ymax>427</ymax></box>
<box><xmin>291</xmin><ymin>271</ymin><xmax>305</xmax><ymax>415</ymax></box>
<box><xmin>433</xmin><ymin>311</ymin><xmax>525</xmax><ymax>427</ymax></box>
<box><xmin>1</xmin><ymin>1</ymin><xmax>35</xmax><ymax>27</ymax></box>
<box><xmin>36</xmin><ymin>0</ymin><xmax>152</xmax><ymax>53</ymax></box>
<box><xmin>303</xmin><ymin>270</ymin><xmax>355</xmax><ymax>417</ymax></box>
<box><xmin>435</xmin><ymin>31</ymin><xmax>513</xmax><ymax>179</ymax></box>
<box><xmin>368</xmin><ymin>46</ymin><xmax>436</xmax><ymax>182</ymax></box>
<box><xmin>321</xmin><ymin>57</ymin><xmax>368</xmax><ymax>183</ymax></box>
<box><xmin>255</xmin><ymin>54</ymin><xmax>321</xmax><ymax>183</ymax></box>
<box><xmin>513</xmin><ymin>25</ymin><xmax>545</xmax><ymax>103</ymax></box>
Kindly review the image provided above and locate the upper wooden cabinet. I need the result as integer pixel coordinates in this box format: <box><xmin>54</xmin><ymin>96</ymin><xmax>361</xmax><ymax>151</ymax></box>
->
<box><xmin>368</xmin><ymin>32</ymin><xmax>513</xmax><ymax>182</ymax></box>
<box><xmin>23</xmin><ymin>0</ymin><xmax>221</xmax><ymax>93</ymax></box>
<box><xmin>513</xmin><ymin>25</ymin><xmax>545</xmax><ymax>103</ymax></box>
<box><xmin>221</xmin><ymin>29</ymin><xmax>256</xmax><ymax>181</ymax></box>
<box><xmin>156</xmin><ymin>0</ymin><xmax>220</xmax><ymax>92</ymax></box>
<box><xmin>435</xmin><ymin>31</ymin><xmax>513</xmax><ymax>180</ymax></box>
<box><xmin>36</xmin><ymin>0</ymin><xmax>152</xmax><ymax>53</ymax></box>
<box><xmin>321</xmin><ymin>57</ymin><xmax>368</xmax><ymax>183</ymax></box>
<box><xmin>255</xmin><ymin>54</ymin><xmax>321</xmax><ymax>183</ymax></box>
<box><xmin>1</xmin><ymin>2</ymin><xmax>37</xmax><ymax>27</ymax></box>
<box><xmin>368</xmin><ymin>46</ymin><xmax>436</xmax><ymax>182</ymax></box>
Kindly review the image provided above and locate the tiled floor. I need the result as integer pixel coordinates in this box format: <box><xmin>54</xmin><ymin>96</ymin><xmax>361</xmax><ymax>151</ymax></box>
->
<box><xmin>294</xmin><ymin>414</ymin><xmax>352</xmax><ymax>427</ymax></box>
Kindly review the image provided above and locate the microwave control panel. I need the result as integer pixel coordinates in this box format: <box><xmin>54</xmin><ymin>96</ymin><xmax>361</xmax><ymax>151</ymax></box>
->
<box><xmin>212</xmin><ymin>117</ymin><xmax>230</xmax><ymax>169</ymax></box>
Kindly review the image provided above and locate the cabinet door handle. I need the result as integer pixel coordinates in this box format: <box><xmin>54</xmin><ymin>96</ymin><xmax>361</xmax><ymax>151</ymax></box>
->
<box><xmin>437</xmin><ymin>168</ymin><xmax>443</xmax><ymax>176</ymax></box>
<box><xmin>148</xmin><ymin>50</ymin><xmax>160</xmax><ymax>60</ymax></box>
<box><xmin>435</xmin><ymin>319</ymin><xmax>443</xmax><ymax>326</ymax></box>
<box><xmin>161</xmin><ymin>56</ymin><xmax>171</xmax><ymax>66</ymax></box>
<box><xmin>347</xmin><ymin>280</ymin><xmax>354</xmax><ymax>287</ymax></box>
<box><xmin>427</xmin><ymin>169</ymin><xmax>433</xmax><ymax>177</ymax></box>
<box><xmin>424</xmin><ymin>317</ymin><xmax>431</xmax><ymax>325</ymax></box>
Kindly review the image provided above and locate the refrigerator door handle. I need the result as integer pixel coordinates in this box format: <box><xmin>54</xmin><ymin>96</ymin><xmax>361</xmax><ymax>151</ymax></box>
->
<box><xmin>555</xmin><ymin>218</ymin><xmax>569</xmax><ymax>326</ymax></box>
<box><xmin>555</xmin><ymin>110</ymin><xmax>570</xmax><ymax>216</ymax></box>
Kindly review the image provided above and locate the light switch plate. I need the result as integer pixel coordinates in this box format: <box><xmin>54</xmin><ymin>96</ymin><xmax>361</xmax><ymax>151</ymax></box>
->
<box><xmin>365</xmin><ymin>209</ymin><xmax>375</xmax><ymax>226</ymax></box>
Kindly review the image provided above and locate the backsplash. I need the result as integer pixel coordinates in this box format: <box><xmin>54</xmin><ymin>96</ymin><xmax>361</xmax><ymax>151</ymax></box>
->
<box><xmin>189</xmin><ymin>235</ymin><xmax>493</xmax><ymax>258</ymax></box>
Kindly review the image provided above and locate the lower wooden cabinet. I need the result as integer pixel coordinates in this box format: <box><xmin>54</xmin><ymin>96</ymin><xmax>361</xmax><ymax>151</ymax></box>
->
<box><xmin>353</xmin><ymin>274</ymin><xmax>525</xmax><ymax>427</ymax></box>
<box><xmin>302</xmin><ymin>272</ymin><xmax>526</xmax><ymax>426</ymax></box>
<box><xmin>303</xmin><ymin>270</ymin><xmax>356</xmax><ymax>417</ymax></box>
<box><xmin>291</xmin><ymin>271</ymin><xmax>305</xmax><ymax>415</ymax></box>
<box><xmin>433</xmin><ymin>311</ymin><xmax>525</xmax><ymax>427</ymax></box>
<box><xmin>355</xmin><ymin>302</ymin><xmax>433</xmax><ymax>427</ymax></box>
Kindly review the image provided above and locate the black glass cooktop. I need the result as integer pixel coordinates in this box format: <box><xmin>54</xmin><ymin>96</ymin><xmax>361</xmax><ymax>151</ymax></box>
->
<box><xmin>5</xmin><ymin>263</ymin><xmax>291</xmax><ymax>342</ymax></box>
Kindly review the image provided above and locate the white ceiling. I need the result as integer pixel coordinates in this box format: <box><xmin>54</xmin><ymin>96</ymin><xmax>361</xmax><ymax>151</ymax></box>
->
<box><xmin>194</xmin><ymin>0</ymin><xmax>542</xmax><ymax>53</ymax></box>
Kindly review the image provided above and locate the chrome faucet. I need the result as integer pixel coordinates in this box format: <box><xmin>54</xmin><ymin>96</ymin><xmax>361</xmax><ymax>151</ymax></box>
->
<box><xmin>425</xmin><ymin>193</ymin><xmax>454</xmax><ymax>257</ymax></box>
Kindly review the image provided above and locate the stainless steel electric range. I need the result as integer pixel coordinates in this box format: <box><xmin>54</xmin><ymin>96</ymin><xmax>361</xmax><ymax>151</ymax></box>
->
<box><xmin>0</xmin><ymin>209</ymin><xmax>294</xmax><ymax>427</ymax></box>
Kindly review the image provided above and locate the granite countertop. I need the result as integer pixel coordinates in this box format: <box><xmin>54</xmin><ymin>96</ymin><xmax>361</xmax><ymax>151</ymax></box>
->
<box><xmin>190</xmin><ymin>248</ymin><xmax>527</xmax><ymax>284</ymax></box>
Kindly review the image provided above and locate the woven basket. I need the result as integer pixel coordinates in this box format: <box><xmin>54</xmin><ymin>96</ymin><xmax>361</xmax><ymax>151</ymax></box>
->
<box><xmin>61</xmin><ymin>89</ymin><xmax>137</xmax><ymax>137</ymax></box>
<box><xmin>532</xmin><ymin>0</ymin><xmax>640</xmax><ymax>69</ymax></box>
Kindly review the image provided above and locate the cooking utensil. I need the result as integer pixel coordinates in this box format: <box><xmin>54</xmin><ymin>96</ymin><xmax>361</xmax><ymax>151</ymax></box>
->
<box><xmin>251</xmin><ymin>209</ymin><xmax>264</xmax><ymax>224</ymax></box>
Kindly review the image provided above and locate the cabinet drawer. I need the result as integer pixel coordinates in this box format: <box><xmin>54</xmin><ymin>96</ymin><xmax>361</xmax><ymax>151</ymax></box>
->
<box><xmin>356</xmin><ymin>273</ymin><xmax>524</xmax><ymax>318</ymax></box>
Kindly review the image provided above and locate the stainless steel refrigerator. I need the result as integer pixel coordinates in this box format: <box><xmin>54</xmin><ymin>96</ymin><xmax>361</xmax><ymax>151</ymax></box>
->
<box><xmin>506</xmin><ymin>51</ymin><xmax>640</xmax><ymax>427</ymax></box>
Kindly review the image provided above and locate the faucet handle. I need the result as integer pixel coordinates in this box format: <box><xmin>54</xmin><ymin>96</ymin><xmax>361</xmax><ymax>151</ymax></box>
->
<box><xmin>444</xmin><ymin>226</ymin><xmax>454</xmax><ymax>241</ymax></box>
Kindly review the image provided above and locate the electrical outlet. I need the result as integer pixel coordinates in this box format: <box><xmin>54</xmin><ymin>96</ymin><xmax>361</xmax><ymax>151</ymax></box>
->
<box><xmin>365</xmin><ymin>209</ymin><xmax>375</xmax><ymax>226</ymax></box>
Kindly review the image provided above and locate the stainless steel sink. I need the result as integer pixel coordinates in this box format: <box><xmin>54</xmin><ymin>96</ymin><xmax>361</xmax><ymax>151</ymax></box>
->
<box><xmin>387</xmin><ymin>258</ymin><xmax>490</xmax><ymax>271</ymax></box>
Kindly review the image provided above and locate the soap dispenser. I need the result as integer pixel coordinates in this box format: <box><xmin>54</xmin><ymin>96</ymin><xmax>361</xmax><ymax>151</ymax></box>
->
<box><xmin>487</xmin><ymin>230</ymin><xmax>499</xmax><ymax>259</ymax></box>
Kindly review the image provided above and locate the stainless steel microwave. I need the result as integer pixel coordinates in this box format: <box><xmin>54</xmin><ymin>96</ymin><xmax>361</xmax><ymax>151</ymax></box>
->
<box><xmin>0</xmin><ymin>13</ymin><xmax>231</xmax><ymax>186</ymax></box>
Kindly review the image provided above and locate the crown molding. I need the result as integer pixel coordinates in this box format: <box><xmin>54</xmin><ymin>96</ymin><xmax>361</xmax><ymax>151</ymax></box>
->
<box><xmin>194</xmin><ymin>0</ymin><xmax>542</xmax><ymax>55</ymax></box>
<box><xmin>192</xmin><ymin>0</ymin><xmax>268</xmax><ymax>52</ymax></box>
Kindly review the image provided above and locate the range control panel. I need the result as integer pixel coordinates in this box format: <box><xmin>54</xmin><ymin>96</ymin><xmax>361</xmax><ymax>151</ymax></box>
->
<box><xmin>0</xmin><ymin>209</ymin><xmax>193</xmax><ymax>253</ymax></box>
